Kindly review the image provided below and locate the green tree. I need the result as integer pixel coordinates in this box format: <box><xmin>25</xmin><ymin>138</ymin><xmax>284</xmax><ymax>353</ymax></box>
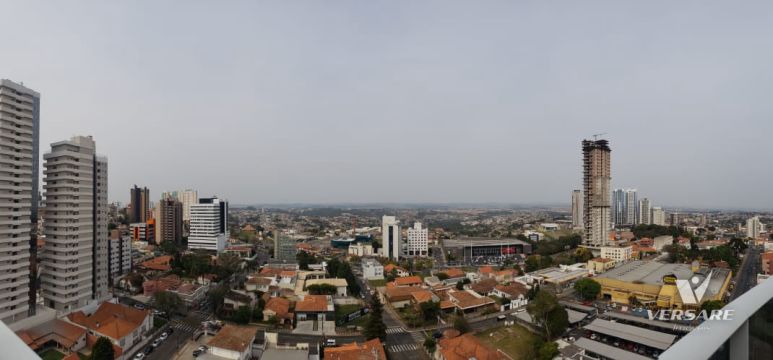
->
<box><xmin>524</xmin><ymin>255</ymin><xmax>541</xmax><ymax>272</ymax></box>
<box><xmin>267</xmin><ymin>315</ymin><xmax>279</xmax><ymax>327</ymax></box>
<box><xmin>90</xmin><ymin>336</ymin><xmax>115</xmax><ymax>360</ymax></box>
<box><xmin>252</xmin><ymin>298</ymin><xmax>266</xmax><ymax>321</ymax></box>
<box><xmin>233</xmin><ymin>305</ymin><xmax>251</xmax><ymax>324</ymax></box>
<box><xmin>307</xmin><ymin>284</ymin><xmax>338</xmax><ymax>295</ymax></box>
<box><xmin>363</xmin><ymin>296</ymin><xmax>387</xmax><ymax>340</ymax></box>
<box><xmin>436</xmin><ymin>272</ymin><xmax>449</xmax><ymax>281</ymax></box>
<box><xmin>455</xmin><ymin>280</ymin><xmax>465</xmax><ymax>290</ymax></box>
<box><xmin>296</xmin><ymin>251</ymin><xmax>317</xmax><ymax>270</ymax></box>
<box><xmin>336</xmin><ymin>262</ymin><xmax>361</xmax><ymax>295</ymax></box>
<box><xmin>573</xmin><ymin>278</ymin><xmax>601</xmax><ymax>301</ymax></box>
<box><xmin>527</xmin><ymin>290</ymin><xmax>569</xmax><ymax>339</ymax></box>
<box><xmin>701</xmin><ymin>300</ymin><xmax>725</xmax><ymax>312</ymax></box>
<box><xmin>215</xmin><ymin>253</ymin><xmax>242</xmax><ymax>278</ymax></box>
<box><xmin>537</xmin><ymin>341</ymin><xmax>559</xmax><ymax>360</ymax></box>
<box><xmin>207</xmin><ymin>284</ymin><xmax>229</xmax><ymax>314</ymax></box>
<box><xmin>420</xmin><ymin>301</ymin><xmax>441</xmax><ymax>321</ymax></box>
<box><xmin>423</xmin><ymin>337</ymin><xmax>437</xmax><ymax>353</ymax></box>
<box><xmin>153</xmin><ymin>291</ymin><xmax>184</xmax><ymax>315</ymax></box>
<box><xmin>453</xmin><ymin>316</ymin><xmax>471</xmax><ymax>334</ymax></box>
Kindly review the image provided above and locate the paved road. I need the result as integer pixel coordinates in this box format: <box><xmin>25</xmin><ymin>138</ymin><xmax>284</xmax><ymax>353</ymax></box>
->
<box><xmin>130</xmin><ymin>309</ymin><xmax>213</xmax><ymax>360</ymax></box>
<box><xmin>730</xmin><ymin>245</ymin><xmax>761</xmax><ymax>301</ymax></box>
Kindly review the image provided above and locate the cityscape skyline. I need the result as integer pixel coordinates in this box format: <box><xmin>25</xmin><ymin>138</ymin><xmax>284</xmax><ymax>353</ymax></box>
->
<box><xmin>3</xmin><ymin>2</ymin><xmax>773</xmax><ymax>209</ymax></box>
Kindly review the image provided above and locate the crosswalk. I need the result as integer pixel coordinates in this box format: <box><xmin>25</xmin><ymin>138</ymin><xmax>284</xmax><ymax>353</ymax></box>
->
<box><xmin>388</xmin><ymin>343</ymin><xmax>419</xmax><ymax>353</ymax></box>
<box><xmin>386</xmin><ymin>327</ymin><xmax>406</xmax><ymax>334</ymax></box>
<box><xmin>409</xmin><ymin>331</ymin><xmax>425</xmax><ymax>343</ymax></box>
<box><xmin>170</xmin><ymin>320</ymin><xmax>200</xmax><ymax>333</ymax></box>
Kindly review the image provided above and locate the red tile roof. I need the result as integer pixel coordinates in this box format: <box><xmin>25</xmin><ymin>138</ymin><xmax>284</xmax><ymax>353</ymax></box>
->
<box><xmin>438</xmin><ymin>333</ymin><xmax>505</xmax><ymax>360</ymax></box>
<box><xmin>207</xmin><ymin>325</ymin><xmax>257</xmax><ymax>352</ymax></box>
<box><xmin>295</xmin><ymin>295</ymin><xmax>332</xmax><ymax>313</ymax></box>
<box><xmin>324</xmin><ymin>338</ymin><xmax>387</xmax><ymax>360</ymax></box>
<box><xmin>67</xmin><ymin>302</ymin><xmax>149</xmax><ymax>341</ymax></box>
<box><xmin>393</xmin><ymin>276</ymin><xmax>422</xmax><ymax>287</ymax></box>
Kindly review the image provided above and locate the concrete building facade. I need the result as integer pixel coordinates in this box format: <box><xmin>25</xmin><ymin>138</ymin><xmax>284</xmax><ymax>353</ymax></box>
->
<box><xmin>157</xmin><ymin>197</ymin><xmax>183</xmax><ymax>244</ymax></box>
<box><xmin>381</xmin><ymin>215</ymin><xmax>400</xmax><ymax>260</ymax></box>
<box><xmin>405</xmin><ymin>221</ymin><xmax>428</xmax><ymax>257</ymax></box>
<box><xmin>129</xmin><ymin>185</ymin><xmax>149</xmax><ymax>224</ymax></box>
<box><xmin>571</xmin><ymin>189</ymin><xmax>583</xmax><ymax>229</ymax></box>
<box><xmin>637</xmin><ymin>198</ymin><xmax>651</xmax><ymax>225</ymax></box>
<box><xmin>651</xmin><ymin>207</ymin><xmax>666</xmax><ymax>226</ymax></box>
<box><xmin>41</xmin><ymin>135</ymin><xmax>108</xmax><ymax>313</ymax></box>
<box><xmin>0</xmin><ymin>79</ymin><xmax>40</xmax><ymax>324</ymax></box>
<box><xmin>582</xmin><ymin>139</ymin><xmax>611</xmax><ymax>247</ymax></box>
<box><xmin>188</xmin><ymin>197</ymin><xmax>228</xmax><ymax>252</ymax></box>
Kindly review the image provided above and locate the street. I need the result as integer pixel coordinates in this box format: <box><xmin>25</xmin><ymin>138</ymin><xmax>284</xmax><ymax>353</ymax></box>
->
<box><xmin>730</xmin><ymin>245</ymin><xmax>761</xmax><ymax>301</ymax></box>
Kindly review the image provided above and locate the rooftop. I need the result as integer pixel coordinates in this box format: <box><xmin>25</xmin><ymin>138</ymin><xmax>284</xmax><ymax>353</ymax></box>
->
<box><xmin>305</xmin><ymin>278</ymin><xmax>348</xmax><ymax>288</ymax></box>
<box><xmin>394</xmin><ymin>276</ymin><xmax>423</xmax><ymax>286</ymax></box>
<box><xmin>295</xmin><ymin>295</ymin><xmax>334</xmax><ymax>313</ymax></box>
<box><xmin>584</xmin><ymin>319</ymin><xmax>676</xmax><ymax>350</ymax></box>
<box><xmin>324</xmin><ymin>338</ymin><xmax>387</xmax><ymax>360</ymax></box>
<box><xmin>574</xmin><ymin>337</ymin><xmax>651</xmax><ymax>360</ymax></box>
<box><xmin>596</xmin><ymin>260</ymin><xmax>731</xmax><ymax>297</ymax></box>
<box><xmin>437</xmin><ymin>333</ymin><xmax>505</xmax><ymax>360</ymax></box>
<box><xmin>67</xmin><ymin>302</ymin><xmax>149</xmax><ymax>340</ymax></box>
<box><xmin>442</xmin><ymin>237</ymin><xmax>530</xmax><ymax>248</ymax></box>
<box><xmin>207</xmin><ymin>325</ymin><xmax>258</xmax><ymax>352</ymax></box>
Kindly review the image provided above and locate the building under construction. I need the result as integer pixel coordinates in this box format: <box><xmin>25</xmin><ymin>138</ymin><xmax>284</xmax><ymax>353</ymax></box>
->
<box><xmin>582</xmin><ymin>139</ymin><xmax>611</xmax><ymax>247</ymax></box>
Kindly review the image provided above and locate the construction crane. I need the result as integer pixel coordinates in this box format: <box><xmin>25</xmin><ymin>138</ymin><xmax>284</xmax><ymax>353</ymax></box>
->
<box><xmin>592</xmin><ymin>132</ymin><xmax>607</xmax><ymax>140</ymax></box>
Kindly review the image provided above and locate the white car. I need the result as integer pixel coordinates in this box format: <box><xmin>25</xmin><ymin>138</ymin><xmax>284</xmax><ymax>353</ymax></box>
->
<box><xmin>134</xmin><ymin>353</ymin><xmax>145</xmax><ymax>360</ymax></box>
<box><xmin>159</xmin><ymin>332</ymin><xmax>169</xmax><ymax>340</ymax></box>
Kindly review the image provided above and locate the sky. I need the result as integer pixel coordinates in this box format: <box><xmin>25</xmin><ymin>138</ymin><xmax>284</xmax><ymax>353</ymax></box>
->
<box><xmin>2</xmin><ymin>0</ymin><xmax>773</xmax><ymax>209</ymax></box>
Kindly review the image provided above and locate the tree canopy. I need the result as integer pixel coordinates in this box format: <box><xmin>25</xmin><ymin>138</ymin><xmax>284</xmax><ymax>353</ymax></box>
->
<box><xmin>363</xmin><ymin>295</ymin><xmax>387</xmax><ymax>340</ymax></box>
<box><xmin>90</xmin><ymin>336</ymin><xmax>115</xmax><ymax>360</ymax></box>
<box><xmin>153</xmin><ymin>291</ymin><xmax>183</xmax><ymax>315</ymax></box>
<box><xmin>574</xmin><ymin>278</ymin><xmax>601</xmax><ymax>301</ymax></box>
<box><xmin>527</xmin><ymin>290</ymin><xmax>569</xmax><ymax>339</ymax></box>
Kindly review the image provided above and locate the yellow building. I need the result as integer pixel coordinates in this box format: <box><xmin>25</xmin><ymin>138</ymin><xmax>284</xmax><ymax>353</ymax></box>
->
<box><xmin>594</xmin><ymin>260</ymin><xmax>732</xmax><ymax>309</ymax></box>
<box><xmin>588</xmin><ymin>257</ymin><xmax>616</xmax><ymax>274</ymax></box>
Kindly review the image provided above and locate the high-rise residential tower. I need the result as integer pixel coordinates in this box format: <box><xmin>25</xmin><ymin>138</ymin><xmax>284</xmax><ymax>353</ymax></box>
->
<box><xmin>177</xmin><ymin>189</ymin><xmax>198</xmax><ymax>222</ymax></box>
<box><xmin>0</xmin><ymin>80</ymin><xmax>40</xmax><ymax>324</ymax></box>
<box><xmin>746</xmin><ymin>216</ymin><xmax>764</xmax><ymax>239</ymax></box>
<box><xmin>157</xmin><ymin>197</ymin><xmax>183</xmax><ymax>245</ymax></box>
<box><xmin>612</xmin><ymin>188</ymin><xmax>637</xmax><ymax>226</ymax></box>
<box><xmin>406</xmin><ymin>222</ymin><xmax>428</xmax><ymax>257</ymax></box>
<box><xmin>582</xmin><ymin>139</ymin><xmax>611</xmax><ymax>247</ymax></box>
<box><xmin>108</xmin><ymin>230</ymin><xmax>131</xmax><ymax>286</ymax></box>
<box><xmin>651</xmin><ymin>207</ymin><xmax>666</xmax><ymax>226</ymax></box>
<box><xmin>188</xmin><ymin>197</ymin><xmax>228</xmax><ymax>252</ymax></box>
<box><xmin>381</xmin><ymin>216</ymin><xmax>401</xmax><ymax>260</ymax></box>
<box><xmin>571</xmin><ymin>190</ymin><xmax>583</xmax><ymax>229</ymax></box>
<box><xmin>637</xmin><ymin>198</ymin><xmax>651</xmax><ymax>225</ymax></box>
<box><xmin>129</xmin><ymin>185</ymin><xmax>149</xmax><ymax>223</ymax></box>
<box><xmin>41</xmin><ymin>136</ymin><xmax>109</xmax><ymax>313</ymax></box>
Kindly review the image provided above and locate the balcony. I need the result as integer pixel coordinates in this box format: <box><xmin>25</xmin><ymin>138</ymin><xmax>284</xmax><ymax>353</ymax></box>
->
<box><xmin>660</xmin><ymin>276</ymin><xmax>773</xmax><ymax>360</ymax></box>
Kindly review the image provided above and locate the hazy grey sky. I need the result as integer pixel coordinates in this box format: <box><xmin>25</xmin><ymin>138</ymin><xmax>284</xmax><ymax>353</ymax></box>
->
<box><xmin>2</xmin><ymin>1</ymin><xmax>772</xmax><ymax>209</ymax></box>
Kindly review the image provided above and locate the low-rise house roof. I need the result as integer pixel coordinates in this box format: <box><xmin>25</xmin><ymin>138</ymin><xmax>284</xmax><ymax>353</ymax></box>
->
<box><xmin>410</xmin><ymin>290</ymin><xmax>436</xmax><ymax>304</ymax></box>
<box><xmin>494</xmin><ymin>283</ymin><xmax>528</xmax><ymax>298</ymax></box>
<box><xmin>207</xmin><ymin>325</ymin><xmax>258</xmax><ymax>353</ymax></box>
<box><xmin>448</xmin><ymin>290</ymin><xmax>495</xmax><ymax>310</ymax></box>
<box><xmin>437</xmin><ymin>333</ymin><xmax>505</xmax><ymax>360</ymax></box>
<box><xmin>67</xmin><ymin>302</ymin><xmax>149</xmax><ymax>341</ymax></box>
<box><xmin>393</xmin><ymin>276</ymin><xmax>422</xmax><ymax>287</ymax></box>
<box><xmin>15</xmin><ymin>319</ymin><xmax>87</xmax><ymax>351</ymax></box>
<box><xmin>264</xmin><ymin>297</ymin><xmax>293</xmax><ymax>319</ymax></box>
<box><xmin>444</xmin><ymin>268</ymin><xmax>465</xmax><ymax>278</ymax></box>
<box><xmin>471</xmin><ymin>278</ymin><xmax>498</xmax><ymax>295</ymax></box>
<box><xmin>295</xmin><ymin>295</ymin><xmax>333</xmax><ymax>313</ymax></box>
<box><xmin>384</xmin><ymin>286</ymin><xmax>425</xmax><ymax>303</ymax></box>
<box><xmin>139</xmin><ymin>255</ymin><xmax>173</xmax><ymax>271</ymax></box>
<box><xmin>324</xmin><ymin>338</ymin><xmax>387</xmax><ymax>360</ymax></box>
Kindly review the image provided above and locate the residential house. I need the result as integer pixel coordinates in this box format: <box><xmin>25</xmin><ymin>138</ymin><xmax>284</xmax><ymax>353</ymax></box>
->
<box><xmin>224</xmin><ymin>290</ymin><xmax>256</xmax><ymax>312</ymax></box>
<box><xmin>434</xmin><ymin>332</ymin><xmax>505</xmax><ymax>360</ymax></box>
<box><xmin>263</xmin><ymin>297</ymin><xmax>294</xmax><ymax>325</ymax></box>
<box><xmin>447</xmin><ymin>290</ymin><xmax>495</xmax><ymax>314</ymax></box>
<box><xmin>362</xmin><ymin>259</ymin><xmax>384</xmax><ymax>280</ymax></box>
<box><xmin>384</xmin><ymin>264</ymin><xmax>409</xmax><ymax>277</ymax></box>
<box><xmin>66</xmin><ymin>302</ymin><xmax>153</xmax><ymax>351</ymax></box>
<box><xmin>304</xmin><ymin>278</ymin><xmax>349</xmax><ymax>297</ymax></box>
<box><xmin>294</xmin><ymin>295</ymin><xmax>335</xmax><ymax>332</ymax></box>
<box><xmin>383</xmin><ymin>286</ymin><xmax>426</xmax><ymax>309</ymax></box>
<box><xmin>246</xmin><ymin>277</ymin><xmax>275</xmax><ymax>293</ymax></box>
<box><xmin>393</xmin><ymin>276</ymin><xmax>423</xmax><ymax>287</ymax></box>
<box><xmin>206</xmin><ymin>325</ymin><xmax>258</xmax><ymax>360</ymax></box>
<box><xmin>490</xmin><ymin>283</ymin><xmax>529</xmax><ymax>308</ymax></box>
<box><xmin>470</xmin><ymin>278</ymin><xmax>498</xmax><ymax>295</ymax></box>
<box><xmin>325</xmin><ymin>338</ymin><xmax>387</xmax><ymax>360</ymax></box>
<box><xmin>138</xmin><ymin>255</ymin><xmax>173</xmax><ymax>272</ymax></box>
<box><xmin>16</xmin><ymin>319</ymin><xmax>87</xmax><ymax>355</ymax></box>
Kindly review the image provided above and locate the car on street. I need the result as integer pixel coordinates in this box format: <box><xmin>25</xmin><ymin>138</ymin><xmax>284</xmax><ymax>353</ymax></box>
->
<box><xmin>326</xmin><ymin>339</ymin><xmax>336</xmax><ymax>346</ymax></box>
<box><xmin>133</xmin><ymin>353</ymin><xmax>145</xmax><ymax>360</ymax></box>
<box><xmin>133</xmin><ymin>303</ymin><xmax>146</xmax><ymax>310</ymax></box>
<box><xmin>193</xmin><ymin>349</ymin><xmax>202</xmax><ymax>357</ymax></box>
<box><xmin>143</xmin><ymin>345</ymin><xmax>154</xmax><ymax>355</ymax></box>
<box><xmin>159</xmin><ymin>332</ymin><xmax>169</xmax><ymax>340</ymax></box>
<box><xmin>152</xmin><ymin>338</ymin><xmax>163</xmax><ymax>347</ymax></box>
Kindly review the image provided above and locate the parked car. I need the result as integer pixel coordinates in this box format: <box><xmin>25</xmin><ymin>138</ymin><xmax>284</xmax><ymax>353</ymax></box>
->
<box><xmin>326</xmin><ymin>339</ymin><xmax>336</xmax><ymax>346</ymax></box>
<box><xmin>193</xmin><ymin>349</ymin><xmax>202</xmax><ymax>357</ymax></box>
<box><xmin>152</xmin><ymin>338</ymin><xmax>163</xmax><ymax>347</ymax></box>
<box><xmin>197</xmin><ymin>345</ymin><xmax>208</xmax><ymax>352</ymax></box>
<box><xmin>159</xmin><ymin>332</ymin><xmax>169</xmax><ymax>341</ymax></box>
<box><xmin>143</xmin><ymin>345</ymin><xmax>154</xmax><ymax>355</ymax></box>
<box><xmin>134</xmin><ymin>353</ymin><xmax>145</xmax><ymax>360</ymax></box>
<box><xmin>133</xmin><ymin>303</ymin><xmax>146</xmax><ymax>310</ymax></box>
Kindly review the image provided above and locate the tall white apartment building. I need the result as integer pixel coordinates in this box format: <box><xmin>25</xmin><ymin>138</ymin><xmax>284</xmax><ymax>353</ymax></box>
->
<box><xmin>381</xmin><ymin>215</ymin><xmax>401</xmax><ymax>260</ymax></box>
<box><xmin>747</xmin><ymin>216</ymin><xmax>764</xmax><ymax>239</ymax></box>
<box><xmin>0</xmin><ymin>79</ymin><xmax>40</xmax><ymax>324</ymax></box>
<box><xmin>612</xmin><ymin>188</ymin><xmax>637</xmax><ymax>226</ymax></box>
<box><xmin>405</xmin><ymin>222</ymin><xmax>428</xmax><ymax>257</ymax></box>
<box><xmin>651</xmin><ymin>207</ymin><xmax>666</xmax><ymax>226</ymax></box>
<box><xmin>41</xmin><ymin>135</ymin><xmax>109</xmax><ymax>313</ymax></box>
<box><xmin>571</xmin><ymin>190</ymin><xmax>583</xmax><ymax>229</ymax></box>
<box><xmin>177</xmin><ymin>189</ymin><xmax>198</xmax><ymax>222</ymax></box>
<box><xmin>637</xmin><ymin>198</ymin><xmax>651</xmax><ymax>225</ymax></box>
<box><xmin>188</xmin><ymin>197</ymin><xmax>228</xmax><ymax>253</ymax></box>
<box><xmin>108</xmin><ymin>230</ymin><xmax>131</xmax><ymax>285</ymax></box>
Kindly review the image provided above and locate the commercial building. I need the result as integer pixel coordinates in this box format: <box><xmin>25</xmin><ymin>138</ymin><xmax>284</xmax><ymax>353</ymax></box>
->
<box><xmin>587</xmin><ymin>257</ymin><xmax>615</xmax><ymax>274</ymax></box>
<box><xmin>274</xmin><ymin>233</ymin><xmax>297</xmax><ymax>262</ymax></box>
<box><xmin>651</xmin><ymin>207</ymin><xmax>666</xmax><ymax>226</ymax></box>
<box><xmin>0</xmin><ymin>80</ymin><xmax>40</xmax><ymax>324</ymax></box>
<box><xmin>362</xmin><ymin>259</ymin><xmax>384</xmax><ymax>280</ymax></box>
<box><xmin>108</xmin><ymin>230</ymin><xmax>131</xmax><ymax>286</ymax></box>
<box><xmin>129</xmin><ymin>185</ymin><xmax>149</xmax><ymax>223</ymax></box>
<box><xmin>571</xmin><ymin>189</ymin><xmax>583</xmax><ymax>229</ymax></box>
<box><xmin>594</xmin><ymin>260</ymin><xmax>732</xmax><ymax>309</ymax></box>
<box><xmin>381</xmin><ymin>215</ymin><xmax>400</xmax><ymax>260</ymax></box>
<box><xmin>188</xmin><ymin>197</ymin><xmax>228</xmax><ymax>252</ymax></box>
<box><xmin>157</xmin><ymin>196</ymin><xmax>183</xmax><ymax>244</ymax></box>
<box><xmin>600</xmin><ymin>245</ymin><xmax>632</xmax><ymax>263</ymax></box>
<box><xmin>613</xmin><ymin>188</ymin><xmax>638</xmax><ymax>227</ymax></box>
<box><xmin>638</xmin><ymin>198</ymin><xmax>651</xmax><ymax>225</ymax></box>
<box><xmin>405</xmin><ymin>222</ymin><xmax>428</xmax><ymax>257</ymax></box>
<box><xmin>41</xmin><ymin>135</ymin><xmax>109</xmax><ymax>313</ymax></box>
<box><xmin>441</xmin><ymin>238</ymin><xmax>532</xmax><ymax>261</ymax></box>
<box><xmin>747</xmin><ymin>216</ymin><xmax>764</xmax><ymax>239</ymax></box>
<box><xmin>348</xmin><ymin>242</ymin><xmax>373</xmax><ymax>257</ymax></box>
<box><xmin>582</xmin><ymin>139</ymin><xmax>611</xmax><ymax>247</ymax></box>
<box><xmin>130</xmin><ymin>221</ymin><xmax>155</xmax><ymax>243</ymax></box>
